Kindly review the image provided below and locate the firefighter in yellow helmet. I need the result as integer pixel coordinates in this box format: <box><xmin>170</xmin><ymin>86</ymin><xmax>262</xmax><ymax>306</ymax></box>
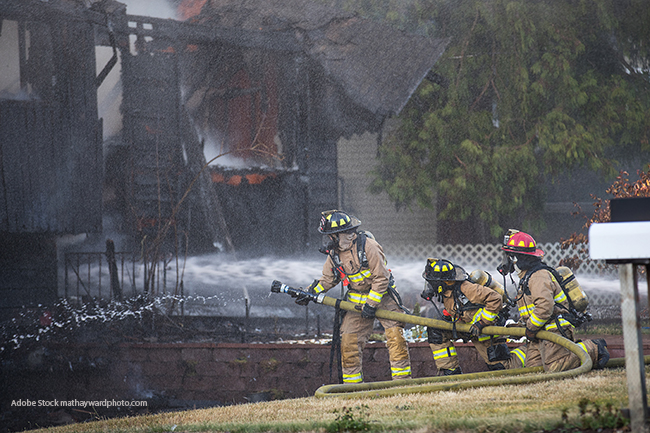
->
<box><xmin>295</xmin><ymin>210</ymin><xmax>411</xmax><ymax>383</ymax></box>
<box><xmin>421</xmin><ymin>258</ymin><xmax>525</xmax><ymax>373</ymax></box>
<box><xmin>499</xmin><ymin>230</ymin><xmax>609</xmax><ymax>372</ymax></box>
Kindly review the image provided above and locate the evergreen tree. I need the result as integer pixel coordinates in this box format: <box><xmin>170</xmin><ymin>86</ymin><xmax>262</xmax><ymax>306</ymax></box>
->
<box><xmin>334</xmin><ymin>0</ymin><xmax>650</xmax><ymax>242</ymax></box>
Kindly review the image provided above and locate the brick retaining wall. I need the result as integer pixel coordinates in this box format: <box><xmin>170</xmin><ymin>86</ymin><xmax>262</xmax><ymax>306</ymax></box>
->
<box><xmin>2</xmin><ymin>337</ymin><xmax>631</xmax><ymax>407</ymax></box>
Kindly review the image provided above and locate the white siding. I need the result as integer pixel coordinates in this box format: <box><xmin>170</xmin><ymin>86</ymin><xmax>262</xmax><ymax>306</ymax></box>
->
<box><xmin>337</xmin><ymin>130</ymin><xmax>438</xmax><ymax>252</ymax></box>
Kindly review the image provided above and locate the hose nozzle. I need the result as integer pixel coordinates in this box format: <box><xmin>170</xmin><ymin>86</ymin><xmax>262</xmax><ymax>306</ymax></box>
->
<box><xmin>270</xmin><ymin>280</ymin><xmax>319</xmax><ymax>303</ymax></box>
<box><xmin>271</xmin><ymin>280</ymin><xmax>293</xmax><ymax>295</ymax></box>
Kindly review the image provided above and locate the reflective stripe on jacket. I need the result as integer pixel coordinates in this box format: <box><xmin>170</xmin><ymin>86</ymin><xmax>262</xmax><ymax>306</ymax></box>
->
<box><xmin>315</xmin><ymin>236</ymin><xmax>390</xmax><ymax>308</ymax></box>
<box><xmin>516</xmin><ymin>268</ymin><xmax>572</xmax><ymax>332</ymax></box>
<box><xmin>441</xmin><ymin>280</ymin><xmax>503</xmax><ymax>326</ymax></box>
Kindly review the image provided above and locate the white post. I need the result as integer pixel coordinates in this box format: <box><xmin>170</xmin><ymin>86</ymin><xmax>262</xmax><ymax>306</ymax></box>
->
<box><xmin>620</xmin><ymin>263</ymin><xmax>648</xmax><ymax>433</ymax></box>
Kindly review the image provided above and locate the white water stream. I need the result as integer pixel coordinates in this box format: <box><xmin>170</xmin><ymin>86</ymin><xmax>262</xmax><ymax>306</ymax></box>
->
<box><xmin>167</xmin><ymin>254</ymin><xmax>626</xmax><ymax>320</ymax></box>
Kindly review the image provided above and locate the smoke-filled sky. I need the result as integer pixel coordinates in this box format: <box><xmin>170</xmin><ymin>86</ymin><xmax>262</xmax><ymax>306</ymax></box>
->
<box><xmin>121</xmin><ymin>0</ymin><xmax>178</xmax><ymax>19</ymax></box>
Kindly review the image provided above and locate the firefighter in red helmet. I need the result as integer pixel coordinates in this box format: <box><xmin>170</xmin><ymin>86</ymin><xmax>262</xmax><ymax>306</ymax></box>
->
<box><xmin>295</xmin><ymin>210</ymin><xmax>411</xmax><ymax>383</ymax></box>
<box><xmin>499</xmin><ymin>230</ymin><xmax>609</xmax><ymax>372</ymax></box>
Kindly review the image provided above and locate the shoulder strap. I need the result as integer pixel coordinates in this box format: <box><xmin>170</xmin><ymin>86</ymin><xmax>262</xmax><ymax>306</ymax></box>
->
<box><xmin>520</xmin><ymin>263</ymin><xmax>577</xmax><ymax>309</ymax></box>
<box><xmin>519</xmin><ymin>262</ymin><xmax>552</xmax><ymax>295</ymax></box>
<box><xmin>545</xmin><ymin>267</ymin><xmax>580</xmax><ymax>312</ymax></box>
<box><xmin>356</xmin><ymin>231</ymin><xmax>369</xmax><ymax>268</ymax></box>
<box><xmin>330</xmin><ymin>250</ymin><xmax>343</xmax><ymax>268</ymax></box>
<box><xmin>329</xmin><ymin>250</ymin><xmax>344</xmax><ymax>282</ymax></box>
<box><xmin>452</xmin><ymin>282</ymin><xmax>484</xmax><ymax>312</ymax></box>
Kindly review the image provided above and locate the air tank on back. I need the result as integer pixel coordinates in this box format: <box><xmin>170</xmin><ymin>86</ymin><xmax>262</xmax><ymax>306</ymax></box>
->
<box><xmin>468</xmin><ymin>269</ymin><xmax>508</xmax><ymax>303</ymax></box>
<box><xmin>556</xmin><ymin>266</ymin><xmax>589</xmax><ymax>312</ymax></box>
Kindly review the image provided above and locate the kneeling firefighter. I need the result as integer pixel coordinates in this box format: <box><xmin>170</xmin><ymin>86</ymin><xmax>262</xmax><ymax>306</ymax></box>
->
<box><xmin>499</xmin><ymin>230</ymin><xmax>609</xmax><ymax>372</ymax></box>
<box><xmin>295</xmin><ymin>210</ymin><xmax>411</xmax><ymax>383</ymax></box>
<box><xmin>421</xmin><ymin>258</ymin><xmax>525</xmax><ymax>374</ymax></box>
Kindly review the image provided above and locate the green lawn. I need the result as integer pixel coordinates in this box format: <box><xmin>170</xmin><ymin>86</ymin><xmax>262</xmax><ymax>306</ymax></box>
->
<box><xmin>29</xmin><ymin>366</ymin><xmax>635</xmax><ymax>433</ymax></box>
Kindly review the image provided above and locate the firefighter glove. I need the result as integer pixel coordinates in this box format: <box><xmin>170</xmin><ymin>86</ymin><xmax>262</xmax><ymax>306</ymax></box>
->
<box><xmin>295</xmin><ymin>280</ymin><xmax>318</xmax><ymax>306</ymax></box>
<box><xmin>361</xmin><ymin>303</ymin><xmax>377</xmax><ymax>319</ymax></box>
<box><xmin>469</xmin><ymin>321</ymin><xmax>486</xmax><ymax>338</ymax></box>
<box><xmin>295</xmin><ymin>292</ymin><xmax>311</xmax><ymax>306</ymax></box>
<box><xmin>525</xmin><ymin>327</ymin><xmax>539</xmax><ymax>342</ymax></box>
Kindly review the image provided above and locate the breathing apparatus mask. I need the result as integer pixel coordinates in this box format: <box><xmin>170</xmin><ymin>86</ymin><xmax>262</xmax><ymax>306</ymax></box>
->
<box><xmin>497</xmin><ymin>230</ymin><xmax>519</xmax><ymax>276</ymax></box>
<box><xmin>421</xmin><ymin>279</ymin><xmax>456</xmax><ymax>303</ymax></box>
<box><xmin>318</xmin><ymin>229</ymin><xmax>357</xmax><ymax>255</ymax></box>
<box><xmin>319</xmin><ymin>235</ymin><xmax>337</xmax><ymax>255</ymax></box>
<box><xmin>497</xmin><ymin>253</ymin><xmax>516</xmax><ymax>276</ymax></box>
<box><xmin>497</xmin><ymin>252</ymin><xmax>542</xmax><ymax>275</ymax></box>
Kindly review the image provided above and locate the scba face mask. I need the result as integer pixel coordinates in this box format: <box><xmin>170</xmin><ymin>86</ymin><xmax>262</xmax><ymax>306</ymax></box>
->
<box><xmin>497</xmin><ymin>253</ymin><xmax>516</xmax><ymax>276</ymax></box>
<box><xmin>421</xmin><ymin>280</ymin><xmax>455</xmax><ymax>303</ymax></box>
<box><xmin>318</xmin><ymin>231</ymin><xmax>356</xmax><ymax>253</ymax></box>
<box><xmin>319</xmin><ymin>234</ymin><xmax>338</xmax><ymax>255</ymax></box>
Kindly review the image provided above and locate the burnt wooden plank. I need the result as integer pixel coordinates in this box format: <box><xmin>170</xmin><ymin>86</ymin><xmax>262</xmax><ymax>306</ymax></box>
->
<box><xmin>0</xmin><ymin>233</ymin><xmax>57</xmax><ymax>313</ymax></box>
<box><xmin>0</xmin><ymin>103</ymin><xmax>28</xmax><ymax>232</ymax></box>
<box><xmin>118</xmin><ymin>14</ymin><xmax>301</xmax><ymax>52</ymax></box>
<box><xmin>0</xmin><ymin>18</ymin><xmax>102</xmax><ymax>234</ymax></box>
<box><xmin>180</xmin><ymin>108</ymin><xmax>235</xmax><ymax>252</ymax></box>
<box><xmin>25</xmin><ymin>101</ymin><xmax>57</xmax><ymax>231</ymax></box>
<box><xmin>51</xmin><ymin>20</ymin><xmax>102</xmax><ymax>234</ymax></box>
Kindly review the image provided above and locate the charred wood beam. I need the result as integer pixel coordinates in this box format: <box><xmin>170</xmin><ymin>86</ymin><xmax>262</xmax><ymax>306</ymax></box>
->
<box><xmin>119</xmin><ymin>14</ymin><xmax>302</xmax><ymax>52</ymax></box>
<box><xmin>96</xmin><ymin>30</ymin><xmax>118</xmax><ymax>88</ymax></box>
<box><xmin>17</xmin><ymin>21</ymin><xmax>26</xmax><ymax>92</ymax></box>
<box><xmin>0</xmin><ymin>0</ymin><xmax>106</xmax><ymax>27</ymax></box>
<box><xmin>106</xmin><ymin>239</ymin><xmax>123</xmax><ymax>301</ymax></box>
<box><xmin>179</xmin><ymin>106</ymin><xmax>236</xmax><ymax>253</ymax></box>
<box><xmin>1</xmin><ymin>1</ymin><xmax>302</xmax><ymax>52</ymax></box>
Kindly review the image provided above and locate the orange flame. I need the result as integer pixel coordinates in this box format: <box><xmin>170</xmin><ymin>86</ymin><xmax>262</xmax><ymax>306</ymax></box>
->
<box><xmin>178</xmin><ymin>0</ymin><xmax>207</xmax><ymax>21</ymax></box>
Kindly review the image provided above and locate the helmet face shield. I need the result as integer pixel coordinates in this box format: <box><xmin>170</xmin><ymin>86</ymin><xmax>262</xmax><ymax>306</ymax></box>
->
<box><xmin>421</xmin><ymin>280</ymin><xmax>455</xmax><ymax>302</ymax></box>
<box><xmin>497</xmin><ymin>252</ymin><xmax>516</xmax><ymax>276</ymax></box>
<box><xmin>318</xmin><ymin>234</ymin><xmax>338</xmax><ymax>255</ymax></box>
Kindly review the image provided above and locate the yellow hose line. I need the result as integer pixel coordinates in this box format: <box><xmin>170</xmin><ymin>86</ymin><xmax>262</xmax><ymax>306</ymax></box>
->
<box><xmin>314</xmin><ymin>295</ymin><xmax>592</xmax><ymax>398</ymax></box>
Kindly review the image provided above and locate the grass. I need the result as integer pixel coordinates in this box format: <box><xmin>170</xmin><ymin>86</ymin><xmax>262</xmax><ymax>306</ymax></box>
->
<box><xmin>575</xmin><ymin>319</ymin><xmax>650</xmax><ymax>336</ymax></box>
<box><xmin>575</xmin><ymin>322</ymin><xmax>625</xmax><ymax>336</ymax></box>
<box><xmin>28</xmin><ymin>366</ymin><xmax>636</xmax><ymax>433</ymax></box>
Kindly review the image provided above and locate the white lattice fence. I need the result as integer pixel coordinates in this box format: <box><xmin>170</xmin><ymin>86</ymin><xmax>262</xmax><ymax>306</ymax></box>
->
<box><xmin>388</xmin><ymin>242</ymin><xmax>615</xmax><ymax>276</ymax></box>
<box><xmin>388</xmin><ymin>242</ymin><xmax>622</xmax><ymax>308</ymax></box>
<box><xmin>389</xmin><ymin>243</ymin><xmax>504</xmax><ymax>271</ymax></box>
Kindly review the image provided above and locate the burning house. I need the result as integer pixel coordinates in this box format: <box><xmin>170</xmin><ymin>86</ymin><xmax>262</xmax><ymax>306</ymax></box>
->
<box><xmin>0</xmin><ymin>0</ymin><xmax>448</xmax><ymax>315</ymax></box>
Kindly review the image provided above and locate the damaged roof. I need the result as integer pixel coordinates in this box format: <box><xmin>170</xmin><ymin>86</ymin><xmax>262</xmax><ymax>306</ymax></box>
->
<box><xmin>3</xmin><ymin>0</ymin><xmax>447</xmax><ymax>118</ymax></box>
<box><xmin>192</xmin><ymin>0</ymin><xmax>449</xmax><ymax>117</ymax></box>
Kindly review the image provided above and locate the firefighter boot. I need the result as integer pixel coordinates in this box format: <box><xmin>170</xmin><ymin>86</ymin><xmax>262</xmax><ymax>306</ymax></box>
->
<box><xmin>487</xmin><ymin>362</ymin><xmax>506</xmax><ymax>371</ymax></box>
<box><xmin>592</xmin><ymin>339</ymin><xmax>610</xmax><ymax>369</ymax></box>
<box><xmin>440</xmin><ymin>367</ymin><xmax>463</xmax><ymax>376</ymax></box>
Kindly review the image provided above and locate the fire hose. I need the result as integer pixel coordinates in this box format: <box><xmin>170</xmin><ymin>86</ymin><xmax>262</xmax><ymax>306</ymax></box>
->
<box><xmin>271</xmin><ymin>280</ymin><xmax>642</xmax><ymax>399</ymax></box>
